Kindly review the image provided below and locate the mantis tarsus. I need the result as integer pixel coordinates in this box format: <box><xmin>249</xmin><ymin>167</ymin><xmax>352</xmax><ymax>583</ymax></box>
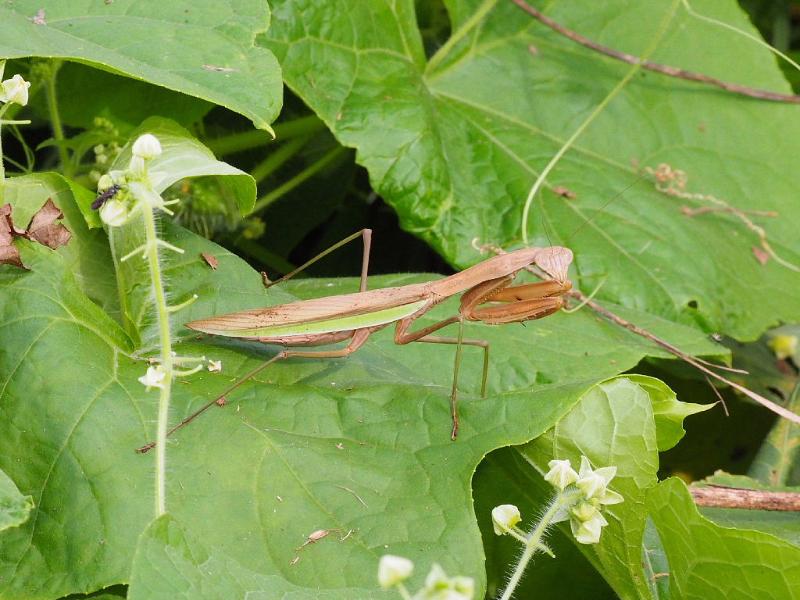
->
<box><xmin>138</xmin><ymin>229</ymin><xmax>573</xmax><ymax>450</ymax></box>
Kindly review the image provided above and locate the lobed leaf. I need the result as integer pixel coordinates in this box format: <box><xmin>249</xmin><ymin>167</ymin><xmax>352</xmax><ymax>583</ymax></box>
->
<box><xmin>264</xmin><ymin>0</ymin><xmax>800</xmax><ymax>339</ymax></box>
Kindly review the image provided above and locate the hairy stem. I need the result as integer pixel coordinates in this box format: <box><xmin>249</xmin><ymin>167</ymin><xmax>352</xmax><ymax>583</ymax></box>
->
<box><xmin>499</xmin><ymin>494</ymin><xmax>566</xmax><ymax>600</ymax></box>
<box><xmin>140</xmin><ymin>201</ymin><xmax>174</xmax><ymax>516</ymax></box>
<box><xmin>0</xmin><ymin>103</ymin><xmax>8</xmax><ymax>188</ymax></box>
<box><xmin>43</xmin><ymin>60</ymin><xmax>71</xmax><ymax>177</ymax></box>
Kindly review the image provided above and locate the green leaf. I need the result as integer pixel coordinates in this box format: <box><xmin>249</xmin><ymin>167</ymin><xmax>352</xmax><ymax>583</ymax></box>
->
<box><xmin>0</xmin><ymin>216</ymin><xmax>723</xmax><ymax>598</ymax></box>
<box><xmin>625</xmin><ymin>374</ymin><xmax>712</xmax><ymax>452</ymax></box>
<box><xmin>264</xmin><ymin>0</ymin><xmax>800</xmax><ymax>339</ymax></box>
<box><xmin>0</xmin><ymin>469</ymin><xmax>34</xmax><ymax>533</ymax></box>
<box><xmin>128</xmin><ymin>515</ymin><xmax>359</xmax><ymax>600</ymax></box>
<box><xmin>0</xmin><ymin>0</ymin><xmax>282</xmax><ymax>131</ymax></box>
<box><xmin>649</xmin><ymin>478</ymin><xmax>800</xmax><ymax>597</ymax></box>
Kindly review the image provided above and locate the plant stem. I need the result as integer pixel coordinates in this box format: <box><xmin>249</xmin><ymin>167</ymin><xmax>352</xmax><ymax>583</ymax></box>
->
<box><xmin>44</xmin><ymin>60</ymin><xmax>71</xmax><ymax>178</ymax></box>
<box><xmin>250</xmin><ymin>134</ymin><xmax>311</xmax><ymax>184</ymax></box>
<box><xmin>0</xmin><ymin>103</ymin><xmax>8</xmax><ymax>190</ymax></box>
<box><xmin>206</xmin><ymin>115</ymin><xmax>325</xmax><ymax>156</ymax></box>
<box><xmin>251</xmin><ymin>146</ymin><xmax>348</xmax><ymax>214</ymax></box>
<box><xmin>499</xmin><ymin>494</ymin><xmax>566</xmax><ymax>600</ymax></box>
<box><xmin>140</xmin><ymin>201</ymin><xmax>174</xmax><ymax>517</ymax></box>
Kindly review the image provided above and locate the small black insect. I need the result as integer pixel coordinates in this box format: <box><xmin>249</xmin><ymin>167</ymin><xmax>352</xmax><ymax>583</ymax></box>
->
<box><xmin>91</xmin><ymin>184</ymin><xmax>122</xmax><ymax>210</ymax></box>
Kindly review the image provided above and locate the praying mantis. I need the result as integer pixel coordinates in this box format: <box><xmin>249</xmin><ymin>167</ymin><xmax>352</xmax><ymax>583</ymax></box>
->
<box><xmin>140</xmin><ymin>230</ymin><xmax>573</xmax><ymax>448</ymax></box>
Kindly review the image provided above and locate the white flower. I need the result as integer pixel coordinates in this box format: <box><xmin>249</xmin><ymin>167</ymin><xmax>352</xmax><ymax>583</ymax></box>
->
<box><xmin>378</xmin><ymin>555</ymin><xmax>414</xmax><ymax>589</ymax></box>
<box><xmin>1</xmin><ymin>74</ymin><xmax>31</xmax><ymax>106</ymax></box>
<box><xmin>132</xmin><ymin>133</ymin><xmax>162</xmax><ymax>159</ymax></box>
<box><xmin>138</xmin><ymin>366</ymin><xmax>166</xmax><ymax>390</ymax></box>
<box><xmin>544</xmin><ymin>458</ymin><xmax>579</xmax><ymax>491</ymax></box>
<box><xmin>207</xmin><ymin>359</ymin><xmax>222</xmax><ymax>373</ymax></box>
<box><xmin>99</xmin><ymin>199</ymin><xmax>130</xmax><ymax>227</ymax></box>
<box><xmin>491</xmin><ymin>504</ymin><xmax>521</xmax><ymax>535</ymax></box>
<box><xmin>570</xmin><ymin>509</ymin><xmax>608</xmax><ymax>545</ymax></box>
<box><xmin>576</xmin><ymin>456</ymin><xmax>617</xmax><ymax>500</ymax></box>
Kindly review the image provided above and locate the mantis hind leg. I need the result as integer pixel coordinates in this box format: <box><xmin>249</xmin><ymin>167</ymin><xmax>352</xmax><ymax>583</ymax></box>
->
<box><xmin>264</xmin><ymin>229</ymin><xmax>372</xmax><ymax>292</ymax></box>
<box><xmin>137</xmin><ymin>328</ymin><xmax>374</xmax><ymax>452</ymax></box>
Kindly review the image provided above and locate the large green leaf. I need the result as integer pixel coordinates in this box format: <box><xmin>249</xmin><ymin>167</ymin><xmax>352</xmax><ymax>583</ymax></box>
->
<box><xmin>0</xmin><ymin>214</ymin><xmax>721</xmax><ymax>598</ymax></box>
<box><xmin>127</xmin><ymin>515</ymin><xmax>355</xmax><ymax>599</ymax></box>
<box><xmin>263</xmin><ymin>0</ymin><xmax>800</xmax><ymax>339</ymax></box>
<box><xmin>0</xmin><ymin>0</ymin><xmax>282</xmax><ymax>131</ymax></box>
<box><xmin>649</xmin><ymin>478</ymin><xmax>800</xmax><ymax>598</ymax></box>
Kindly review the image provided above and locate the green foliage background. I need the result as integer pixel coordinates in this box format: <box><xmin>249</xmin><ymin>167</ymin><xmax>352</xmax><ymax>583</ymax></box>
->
<box><xmin>1</xmin><ymin>1</ymin><xmax>799</xmax><ymax>599</ymax></box>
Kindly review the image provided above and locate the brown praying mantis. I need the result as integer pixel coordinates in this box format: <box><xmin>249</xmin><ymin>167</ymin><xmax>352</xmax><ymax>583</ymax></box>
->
<box><xmin>137</xmin><ymin>230</ymin><xmax>573</xmax><ymax>451</ymax></box>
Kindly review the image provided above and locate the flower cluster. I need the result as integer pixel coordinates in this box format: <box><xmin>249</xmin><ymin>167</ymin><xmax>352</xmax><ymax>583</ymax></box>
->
<box><xmin>491</xmin><ymin>456</ymin><xmax>623</xmax><ymax>599</ymax></box>
<box><xmin>545</xmin><ymin>456</ymin><xmax>623</xmax><ymax>544</ymax></box>
<box><xmin>98</xmin><ymin>133</ymin><xmax>165</xmax><ymax>228</ymax></box>
<box><xmin>378</xmin><ymin>555</ymin><xmax>474</xmax><ymax>600</ymax></box>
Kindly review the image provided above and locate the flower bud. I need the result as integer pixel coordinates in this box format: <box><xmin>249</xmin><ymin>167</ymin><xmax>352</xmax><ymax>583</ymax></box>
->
<box><xmin>99</xmin><ymin>199</ymin><xmax>130</xmax><ymax>227</ymax></box>
<box><xmin>377</xmin><ymin>554</ymin><xmax>413</xmax><ymax>589</ymax></box>
<box><xmin>132</xmin><ymin>133</ymin><xmax>162</xmax><ymax>159</ymax></box>
<box><xmin>491</xmin><ymin>504</ymin><xmax>521</xmax><ymax>535</ymax></box>
<box><xmin>544</xmin><ymin>458</ymin><xmax>578</xmax><ymax>491</ymax></box>
<box><xmin>128</xmin><ymin>155</ymin><xmax>146</xmax><ymax>177</ymax></box>
<box><xmin>1</xmin><ymin>74</ymin><xmax>31</xmax><ymax>106</ymax></box>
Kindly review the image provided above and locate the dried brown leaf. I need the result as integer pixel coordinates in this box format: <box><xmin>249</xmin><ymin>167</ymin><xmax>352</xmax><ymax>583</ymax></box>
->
<box><xmin>27</xmin><ymin>199</ymin><xmax>71</xmax><ymax>249</ymax></box>
<box><xmin>0</xmin><ymin>204</ymin><xmax>22</xmax><ymax>267</ymax></box>
<box><xmin>201</xmin><ymin>252</ymin><xmax>219</xmax><ymax>270</ymax></box>
<box><xmin>0</xmin><ymin>200</ymin><xmax>72</xmax><ymax>268</ymax></box>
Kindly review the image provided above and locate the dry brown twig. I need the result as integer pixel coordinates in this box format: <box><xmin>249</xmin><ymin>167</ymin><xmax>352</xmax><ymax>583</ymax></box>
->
<box><xmin>510</xmin><ymin>0</ymin><xmax>800</xmax><ymax>105</ymax></box>
<box><xmin>691</xmin><ymin>485</ymin><xmax>800</xmax><ymax>511</ymax></box>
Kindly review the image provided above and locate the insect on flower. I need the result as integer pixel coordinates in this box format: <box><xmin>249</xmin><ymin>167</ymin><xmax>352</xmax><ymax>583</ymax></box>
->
<box><xmin>91</xmin><ymin>184</ymin><xmax>122</xmax><ymax>210</ymax></box>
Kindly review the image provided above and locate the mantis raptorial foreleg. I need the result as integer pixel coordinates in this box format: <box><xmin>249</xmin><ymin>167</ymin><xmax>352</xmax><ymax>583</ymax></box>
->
<box><xmin>394</xmin><ymin>313</ymin><xmax>490</xmax><ymax>438</ymax></box>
